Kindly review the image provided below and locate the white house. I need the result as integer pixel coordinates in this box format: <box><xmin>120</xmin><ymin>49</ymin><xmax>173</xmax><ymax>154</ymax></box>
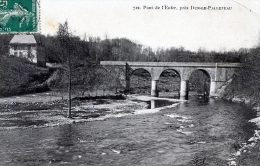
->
<box><xmin>9</xmin><ymin>35</ymin><xmax>37</xmax><ymax>63</ymax></box>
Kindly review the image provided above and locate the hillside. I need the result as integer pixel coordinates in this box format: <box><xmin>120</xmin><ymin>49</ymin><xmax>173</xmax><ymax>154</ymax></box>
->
<box><xmin>219</xmin><ymin>46</ymin><xmax>260</xmax><ymax>105</ymax></box>
<box><xmin>0</xmin><ymin>55</ymin><xmax>52</xmax><ymax>97</ymax></box>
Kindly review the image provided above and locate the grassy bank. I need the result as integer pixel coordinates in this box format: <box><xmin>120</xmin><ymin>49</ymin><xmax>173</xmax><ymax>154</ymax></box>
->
<box><xmin>0</xmin><ymin>55</ymin><xmax>52</xmax><ymax>97</ymax></box>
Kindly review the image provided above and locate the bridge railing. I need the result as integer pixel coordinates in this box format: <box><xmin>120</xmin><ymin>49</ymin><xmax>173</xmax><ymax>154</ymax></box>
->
<box><xmin>100</xmin><ymin>61</ymin><xmax>241</xmax><ymax>68</ymax></box>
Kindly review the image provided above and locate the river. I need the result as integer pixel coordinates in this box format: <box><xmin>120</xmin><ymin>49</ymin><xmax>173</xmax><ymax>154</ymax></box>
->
<box><xmin>0</xmin><ymin>96</ymin><xmax>257</xmax><ymax>166</ymax></box>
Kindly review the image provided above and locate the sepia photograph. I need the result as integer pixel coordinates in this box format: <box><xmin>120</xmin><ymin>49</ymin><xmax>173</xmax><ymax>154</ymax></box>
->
<box><xmin>0</xmin><ymin>0</ymin><xmax>260</xmax><ymax>165</ymax></box>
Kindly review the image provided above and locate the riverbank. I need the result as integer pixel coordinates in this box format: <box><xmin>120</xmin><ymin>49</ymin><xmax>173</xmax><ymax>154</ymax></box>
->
<box><xmin>234</xmin><ymin>106</ymin><xmax>260</xmax><ymax>166</ymax></box>
<box><xmin>0</xmin><ymin>92</ymin><xmax>182</xmax><ymax>130</ymax></box>
<box><xmin>219</xmin><ymin>92</ymin><xmax>260</xmax><ymax>165</ymax></box>
<box><xmin>0</xmin><ymin>92</ymin><xmax>139</xmax><ymax>130</ymax></box>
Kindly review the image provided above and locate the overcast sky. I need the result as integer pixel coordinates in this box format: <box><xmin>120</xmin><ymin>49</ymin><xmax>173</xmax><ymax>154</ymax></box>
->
<box><xmin>41</xmin><ymin>0</ymin><xmax>260</xmax><ymax>52</ymax></box>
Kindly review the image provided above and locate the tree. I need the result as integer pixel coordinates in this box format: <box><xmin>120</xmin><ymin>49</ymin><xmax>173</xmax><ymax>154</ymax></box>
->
<box><xmin>57</xmin><ymin>21</ymin><xmax>74</xmax><ymax>118</ymax></box>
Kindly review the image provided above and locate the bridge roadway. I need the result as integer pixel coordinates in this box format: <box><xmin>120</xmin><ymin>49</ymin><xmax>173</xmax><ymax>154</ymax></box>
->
<box><xmin>100</xmin><ymin>61</ymin><xmax>241</xmax><ymax>99</ymax></box>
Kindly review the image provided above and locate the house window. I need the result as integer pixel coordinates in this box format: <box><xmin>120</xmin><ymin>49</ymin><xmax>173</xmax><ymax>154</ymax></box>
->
<box><xmin>14</xmin><ymin>45</ymin><xmax>17</xmax><ymax>50</ymax></box>
<box><xmin>19</xmin><ymin>45</ymin><xmax>27</xmax><ymax>50</ymax></box>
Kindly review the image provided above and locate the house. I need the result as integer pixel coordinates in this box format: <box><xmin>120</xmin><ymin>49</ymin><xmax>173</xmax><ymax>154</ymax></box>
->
<box><xmin>9</xmin><ymin>35</ymin><xmax>37</xmax><ymax>63</ymax></box>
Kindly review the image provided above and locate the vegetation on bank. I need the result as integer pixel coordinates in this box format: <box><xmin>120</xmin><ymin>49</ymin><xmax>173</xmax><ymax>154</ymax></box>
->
<box><xmin>221</xmin><ymin>45</ymin><xmax>260</xmax><ymax>105</ymax></box>
<box><xmin>0</xmin><ymin>55</ymin><xmax>52</xmax><ymax>97</ymax></box>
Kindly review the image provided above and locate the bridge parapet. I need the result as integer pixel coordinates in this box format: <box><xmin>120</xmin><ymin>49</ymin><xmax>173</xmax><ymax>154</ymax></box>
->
<box><xmin>100</xmin><ymin>61</ymin><xmax>241</xmax><ymax>68</ymax></box>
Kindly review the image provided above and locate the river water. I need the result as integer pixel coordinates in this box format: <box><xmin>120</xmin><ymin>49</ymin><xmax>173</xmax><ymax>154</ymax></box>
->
<box><xmin>0</xmin><ymin>97</ymin><xmax>257</xmax><ymax>166</ymax></box>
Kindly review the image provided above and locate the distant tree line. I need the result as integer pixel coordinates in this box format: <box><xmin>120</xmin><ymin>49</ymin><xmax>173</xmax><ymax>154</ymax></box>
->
<box><xmin>29</xmin><ymin>34</ymin><xmax>245</xmax><ymax>63</ymax></box>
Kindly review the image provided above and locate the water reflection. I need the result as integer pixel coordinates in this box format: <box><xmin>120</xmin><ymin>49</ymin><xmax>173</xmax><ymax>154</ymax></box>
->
<box><xmin>57</xmin><ymin>124</ymin><xmax>75</xmax><ymax>147</ymax></box>
<box><xmin>149</xmin><ymin>99</ymin><xmax>175</xmax><ymax>109</ymax></box>
<box><xmin>150</xmin><ymin>99</ymin><xmax>156</xmax><ymax>109</ymax></box>
<box><xmin>180</xmin><ymin>96</ymin><xmax>188</xmax><ymax>100</ymax></box>
<box><xmin>45</xmin><ymin>124</ymin><xmax>84</xmax><ymax>164</ymax></box>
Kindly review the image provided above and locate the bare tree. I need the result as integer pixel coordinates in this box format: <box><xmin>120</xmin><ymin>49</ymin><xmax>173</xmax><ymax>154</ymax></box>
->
<box><xmin>57</xmin><ymin>21</ymin><xmax>74</xmax><ymax>118</ymax></box>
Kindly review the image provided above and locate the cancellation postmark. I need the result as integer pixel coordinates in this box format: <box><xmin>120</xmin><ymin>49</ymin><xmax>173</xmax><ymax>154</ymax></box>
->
<box><xmin>0</xmin><ymin>0</ymin><xmax>39</xmax><ymax>33</ymax></box>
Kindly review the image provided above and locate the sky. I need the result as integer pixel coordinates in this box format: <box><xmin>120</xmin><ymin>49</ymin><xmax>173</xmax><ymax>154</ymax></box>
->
<box><xmin>41</xmin><ymin>0</ymin><xmax>260</xmax><ymax>52</ymax></box>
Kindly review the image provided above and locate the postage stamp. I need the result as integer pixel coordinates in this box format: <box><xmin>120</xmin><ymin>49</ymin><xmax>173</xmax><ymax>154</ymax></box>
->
<box><xmin>0</xmin><ymin>0</ymin><xmax>39</xmax><ymax>33</ymax></box>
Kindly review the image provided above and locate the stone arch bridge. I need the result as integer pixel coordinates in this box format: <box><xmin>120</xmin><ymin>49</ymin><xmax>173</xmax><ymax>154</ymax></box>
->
<box><xmin>100</xmin><ymin>61</ymin><xmax>241</xmax><ymax>99</ymax></box>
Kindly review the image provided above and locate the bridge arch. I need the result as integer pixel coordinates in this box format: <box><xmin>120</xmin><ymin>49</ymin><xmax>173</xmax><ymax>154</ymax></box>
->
<box><xmin>129</xmin><ymin>68</ymin><xmax>152</xmax><ymax>77</ymax></box>
<box><xmin>159</xmin><ymin>68</ymin><xmax>181</xmax><ymax>79</ymax></box>
<box><xmin>188</xmin><ymin>69</ymin><xmax>211</xmax><ymax>97</ymax></box>
<box><xmin>129</xmin><ymin>68</ymin><xmax>152</xmax><ymax>94</ymax></box>
<box><xmin>158</xmin><ymin>69</ymin><xmax>181</xmax><ymax>98</ymax></box>
<box><xmin>187</xmin><ymin>68</ymin><xmax>214</xmax><ymax>81</ymax></box>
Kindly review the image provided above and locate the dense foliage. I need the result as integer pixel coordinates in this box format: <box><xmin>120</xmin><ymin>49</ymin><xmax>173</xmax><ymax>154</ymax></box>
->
<box><xmin>223</xmin><ymin>46</ymin><xmax>260</xmax><ymax>104</ymax></box>
<box><xmin>32</xmin><ymin>34</ymin><xmax>243</xmax><ymax>64</ymax></box>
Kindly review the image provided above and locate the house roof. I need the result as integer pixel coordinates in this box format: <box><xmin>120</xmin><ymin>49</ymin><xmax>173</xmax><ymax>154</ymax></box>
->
<box><xmin>10</xmin><ymin>35</ymin><xmax>37</xmax><ymax>44</ymax></box>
